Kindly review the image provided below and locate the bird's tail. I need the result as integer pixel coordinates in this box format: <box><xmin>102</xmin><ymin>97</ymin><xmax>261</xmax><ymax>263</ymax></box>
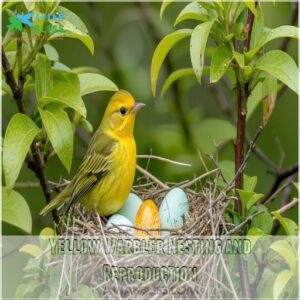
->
<box><xmin>40</xmin><ymin>184</ymin><xmax>72</xmax><ymax>216</ymax></box>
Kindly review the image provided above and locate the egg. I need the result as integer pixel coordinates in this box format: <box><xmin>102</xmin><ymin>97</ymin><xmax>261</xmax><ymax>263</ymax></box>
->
<box><xmin>134</xmin><ymin>200</ymin><xmax>160</xmax><ymax>238</ymax></box>
<box><xmin>159</xmin><ymin>188</ymin><xmax>189</xmax><ymax>235</ymax></box>
<box><xmin>106</xmin><ymin>214</ymin><xmax>133</xmax><ymax>234</ymax></box>
<box><xmin>116</xmin><ymin>193</ymin><xmax>143</xmax><ymax>223</ymax></box>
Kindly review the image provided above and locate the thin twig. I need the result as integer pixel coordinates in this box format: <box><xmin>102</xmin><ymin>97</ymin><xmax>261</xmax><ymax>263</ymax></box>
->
<box><xmin>137</xmin><ymin>154</ymin><xmax>192</xmax><ymax>167</ymax></box>
<box><xmin>263</xmin><ymin>181</ymin><xmax>293</xmax><ymax>206</ymax></box>
<box><xmin>14</xmin><ymin>182</ymin><xmax>41</xmax><ymax>188</ymax></box>
<box><xmin>136</xmin><ymin>165</ymin><xmax>169</xmax><ymax>189</ymax></box>
<box><xmin>227</xmin><ymin>210</ymin><xmax>265</xmax><ymax>235</ymax></box>
<box><xmin>272</xmin><ymin>198</ymin><xmax>299</xmax><ymax>218</ymax></box>
<box><xmin>180</xmin><ymin>168</ymin><xmax>218</xmax><ymax>189</ymax></box>
<box><xmin>261</xmin><ymin>164</ymin><xmax>298</xmax><ymax>204</ymax></box>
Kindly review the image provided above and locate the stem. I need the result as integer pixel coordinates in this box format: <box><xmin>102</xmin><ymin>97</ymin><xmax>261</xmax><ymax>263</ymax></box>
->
<box><xmin>2</xmin><ymin>45</ymin><xmax>24</xmax><ymax>113</ymax></box>
<box><xmin>23</xmin><ymin>35</ymin><xmax>46</xmax><ymax>72</ymax></box>
<box><xmin>233</xmin><ymin>4</ymin><xmax>258</xmax><ymax>299</ymax></box>
<box><xmin>234</xmin><ymin>72</ymin><xmax>246</xmax><ymax>212</ymax></box>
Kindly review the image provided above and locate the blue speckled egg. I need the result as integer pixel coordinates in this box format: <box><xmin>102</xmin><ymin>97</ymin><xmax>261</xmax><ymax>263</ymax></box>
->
<box><xmin>116</xmin><ymin>193</ymin><xmax>143</xmax><ymax>223</ymax></box>
<box><xmin>106</xmin><ymin>214</ymin><xmax>133</xmax><ymax>233</ymax></box>
<box><xmin>159</xmin><ymin>188</ymin><xmax>189</xmax><ymax>235</ymax></box>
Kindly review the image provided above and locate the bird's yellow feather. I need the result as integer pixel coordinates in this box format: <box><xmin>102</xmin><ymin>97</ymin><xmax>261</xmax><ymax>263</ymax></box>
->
<box><xmin>40</xmin><ymin>90</ymin><xmax>144</xmax><ymax>216</ymax></box>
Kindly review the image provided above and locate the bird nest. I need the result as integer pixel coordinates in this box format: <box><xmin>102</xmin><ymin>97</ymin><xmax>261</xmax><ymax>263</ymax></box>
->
<box><xmin>48</xmin><ymin>157</ymin><xmax>240</xmax><ymax>299</ymax></box>
<box><xmin>57</xmin><ymin>156</ymin><xmax>234</xmax><ymax>237</ymax></box>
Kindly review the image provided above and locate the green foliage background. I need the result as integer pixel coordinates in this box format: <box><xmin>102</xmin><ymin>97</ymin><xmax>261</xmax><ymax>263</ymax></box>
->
<box><xmin>2</xmin><ymin>1</ymin><xmax>298</xmax><ymax>235</ymax></box>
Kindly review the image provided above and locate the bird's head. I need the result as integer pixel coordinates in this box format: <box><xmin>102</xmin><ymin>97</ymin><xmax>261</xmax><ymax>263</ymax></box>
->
<box><xmin>101</xmin><ymin>90</ymin><xmax>145</xmax><ymax>137</ymax></box>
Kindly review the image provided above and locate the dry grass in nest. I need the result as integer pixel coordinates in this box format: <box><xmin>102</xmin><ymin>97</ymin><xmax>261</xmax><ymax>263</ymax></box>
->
<box><xmin>57</xmin><ymin>156</ymin><xmax>234</xmax><ymax>237</ymax></box>
<box><xmin>51</xmin><ymin>157</ymin><xmax>240</xmax><ymax>299</ymax></box>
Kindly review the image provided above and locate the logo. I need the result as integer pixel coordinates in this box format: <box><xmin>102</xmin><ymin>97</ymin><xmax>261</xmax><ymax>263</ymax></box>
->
<box><xmin>7</xmin><ymin>12</ymin><xmax>64</xmax><ymax>34</ymax></box>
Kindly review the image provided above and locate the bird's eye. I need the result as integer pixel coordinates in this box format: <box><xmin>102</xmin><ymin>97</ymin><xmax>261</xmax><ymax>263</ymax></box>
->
<box><xmin>120</xmin><ymin>107</ymin><xmax>126</xmax><ymax>116</ymax></box>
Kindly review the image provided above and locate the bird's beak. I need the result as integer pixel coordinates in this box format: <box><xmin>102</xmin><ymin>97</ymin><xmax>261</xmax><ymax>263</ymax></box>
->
<box><xmin>131</xmin><ymin>102</ymin><xmax>145</xmax><ymax>114</ymax></box>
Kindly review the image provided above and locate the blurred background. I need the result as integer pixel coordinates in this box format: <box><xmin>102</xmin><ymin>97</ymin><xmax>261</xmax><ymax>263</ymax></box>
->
<box><xmin>2</xmin><ymin>1</ymin><xmax>298</xmax><ymax>234</ymax></box>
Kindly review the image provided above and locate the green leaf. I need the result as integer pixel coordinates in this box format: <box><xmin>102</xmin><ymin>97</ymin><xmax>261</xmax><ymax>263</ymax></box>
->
<box><xmin>247</xmin><ymin>25</ymin><xmax>299</xmax><ymax>59</ymax></box>
<box><xmin>273</xmin><ymin>270</ymin><xmax>294</xmax><ymax>300</ymax></box>
<box><xmin>247</xmin><ymin>227</ymin><xmax>266</xmax><ymax>236</ymax></box>
<box><xmin>174</xmin><ymin>2</ymin><xmax>209</xmax><ymax>26</ymax></box>
<box><xmin>247</xmin><ymin>193</ymin><xmax>264</xmax><ymax>211</ymax></box>
<box><xmin>245</xmin><ymin>1</ymin><xmax>256</xmax><ymax>15</ymax></box>
<box><xmin>247</xmin><ymin>227</ymin><xmax>266</xmax><ymax>250</ymax></box>
<box><xmin>270</xmin><ymin>240</ymin><xmax>297</xmax><ymax>270</ymax></box>
<box><xmin>2</xmin><ymin>188</ymin><xmax>32</xmax><ymax>233</ymax></box>
<box><xmin>39</xmin><ymin>104</ymin><xmax>73</xmax><ymax>172</ymax></box>
<box><xmin>194</xmin><ymin>118</ymin><xmax>235</xmax><ymax>154</ymax></box>
<box><xmin>72</xmin><ymin>66</ymin><xmax>100</xmax><ymax>74</ymax></box>
<box><xmin>40</xmin><ymin>69</ymin><xmax>86</xmax><ymax>117</ymax></box>
<box><xmin>190</xmin><ymin>20</ymin><xmax>215</xmax><ymax>83</ymax></box>
<box><xmin>237</xmin><ymin>190</ymin><xmax>253</xmax><ymax>215</ymax></box>
<box><xmin>50</xmin><ymin>6</ymin><xmax>94</xmax><ymax>54</ymax></box>
<box><xmin>243</xmin><ymin>175</ymin><xmax>257</xmax><ymax>192</ymax></box>
<box><xmin>247</xmin><ymin>75</ymin><xmax>266</xmax><ymax>121</ymax></box>
<box><xmin>151</xmin><ymin>29</ymin><xmax>192</xmax><ymax>96</ymax></box>
<box><xmin>40</xmin><ymin>227</ymin><xmax>55</xmax><ymax>240</ymax></box>
<box><xmin>254</xmin><ymin>50</ymin><xmax>298</xmax><ymax>95</ymax></box>
<box><xmin>210</xmin><ymin>44</ymin><xmax>232</xmax><ymax>83</ymax></box>
<box><xmin>262</xmin><ymin>74</ymin><xmax>277</xmax><ymax>125</ymax></box>
<box><xmin>19</xmin><ymin>244</ymin><xmax>43</xmax><ymax>257</ymax></box>
<box><xmin>160</xmin><ymin>0</ymin><xmax>174</xmax><ymax>19</ymax></box>
<box><xmin>44</xmin><ymin>44</ymin><xmax>59</xmax><ymax>62</ymax></box>
<box><xmin>35</xmin><ymin>54</ymin><xmax>52</xmax><ymax>100</ymax></box>
<box><xmin>250</xmin><ymin>4</ymin><xmax>263</xmax><ymax>49</ymax></box>
<box><xmin>237</xmin><ymin>190</ymin><xmax>264</xmax><ymax>215</ymax></box>
<box><xmin>161</xmin><ymin>68</ymin><xmax>195</xmax><ymax>96</ymax></box>
<box><xmin>264</xmin><ymin>25</ymin><xmax>298</xmax><ymax>45</ymax></box>
<box><xmin>233</xmin><ymin>51</ymin><xmax>244</xmax><ymax>67</ymax></box>
<box><xmin>80</xmin><ymin>118</ymin><xmax>94</xmax><ymax>133</ymax></box>
<box><xmin>252</xmin><ymin>205</ymin><xmax>273</xmax><ymax>234</ymax></box>
<box><xmin>271</xmin><ymin>211</ymin><xmax>298</xmax><ymax>235</ymax></box>
<box><xmin>52</xmin><ymin>62</ymin><xmax>72</xmax><ymax>72</ymax></box>
<box><xmin>79</xmin><ymin>73</ymin><xmax>118</xmax><ymax>96</ymax></box>
<box><xmin>197</xmin><ymin>1</ymin><xmax>215</xmax><ymax>13</ymax></box>
<box><xmin>3</xmin><ymin>114</ymin><xmax>41</xmax><ymax>188</ymax></box>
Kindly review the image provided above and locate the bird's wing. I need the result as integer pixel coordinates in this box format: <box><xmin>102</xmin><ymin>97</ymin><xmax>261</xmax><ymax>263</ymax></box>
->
<box><xmin>65</xmin><ymin>130</ymin><xmax>118</xmax><ymax>211</ymax></box>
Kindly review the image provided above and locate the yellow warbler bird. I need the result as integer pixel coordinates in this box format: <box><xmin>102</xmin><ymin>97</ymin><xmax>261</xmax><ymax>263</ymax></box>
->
<box><xmin>40</xmin><ymin>90</ymin><xmax>145</xmax><ymax>216</ymax></box>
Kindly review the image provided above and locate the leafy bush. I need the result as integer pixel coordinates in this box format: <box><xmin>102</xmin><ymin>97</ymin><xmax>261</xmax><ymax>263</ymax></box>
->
<box><xmin>2</xmin><ymin>0</ymin><xmax>118</xmax><ymax>233</ymax></box>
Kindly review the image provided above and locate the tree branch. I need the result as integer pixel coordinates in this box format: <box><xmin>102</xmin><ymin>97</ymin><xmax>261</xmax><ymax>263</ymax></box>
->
<box><xmin>234</xmin><ymin>73</ymin><xmax>246</xmax><ymax>212</ymax></box>
<box><xmin>2</xmin><ymin>45</ymin><xmax>25</xmax><ymax>113</ymax></box>
<box><xmin>233</xmin><ymin>4</ymin><xmax>258</xmax><ymax>299</ymax></box>
<box><xmin>261</xmin><ymin>164</ymin><xmax>298</xmax><ymax>204</ymax></box>
<box><xmin>273</xmin><ymin>197</ymin><xmax>299</xmax><ymax>217</ymax></box>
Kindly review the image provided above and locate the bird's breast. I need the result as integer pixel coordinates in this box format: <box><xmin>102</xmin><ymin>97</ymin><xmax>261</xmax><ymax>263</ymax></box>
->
<box><xmin>85</xmin><ymin>137</ymin><xmax>137</xmax><ymax>215</ymax></box>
